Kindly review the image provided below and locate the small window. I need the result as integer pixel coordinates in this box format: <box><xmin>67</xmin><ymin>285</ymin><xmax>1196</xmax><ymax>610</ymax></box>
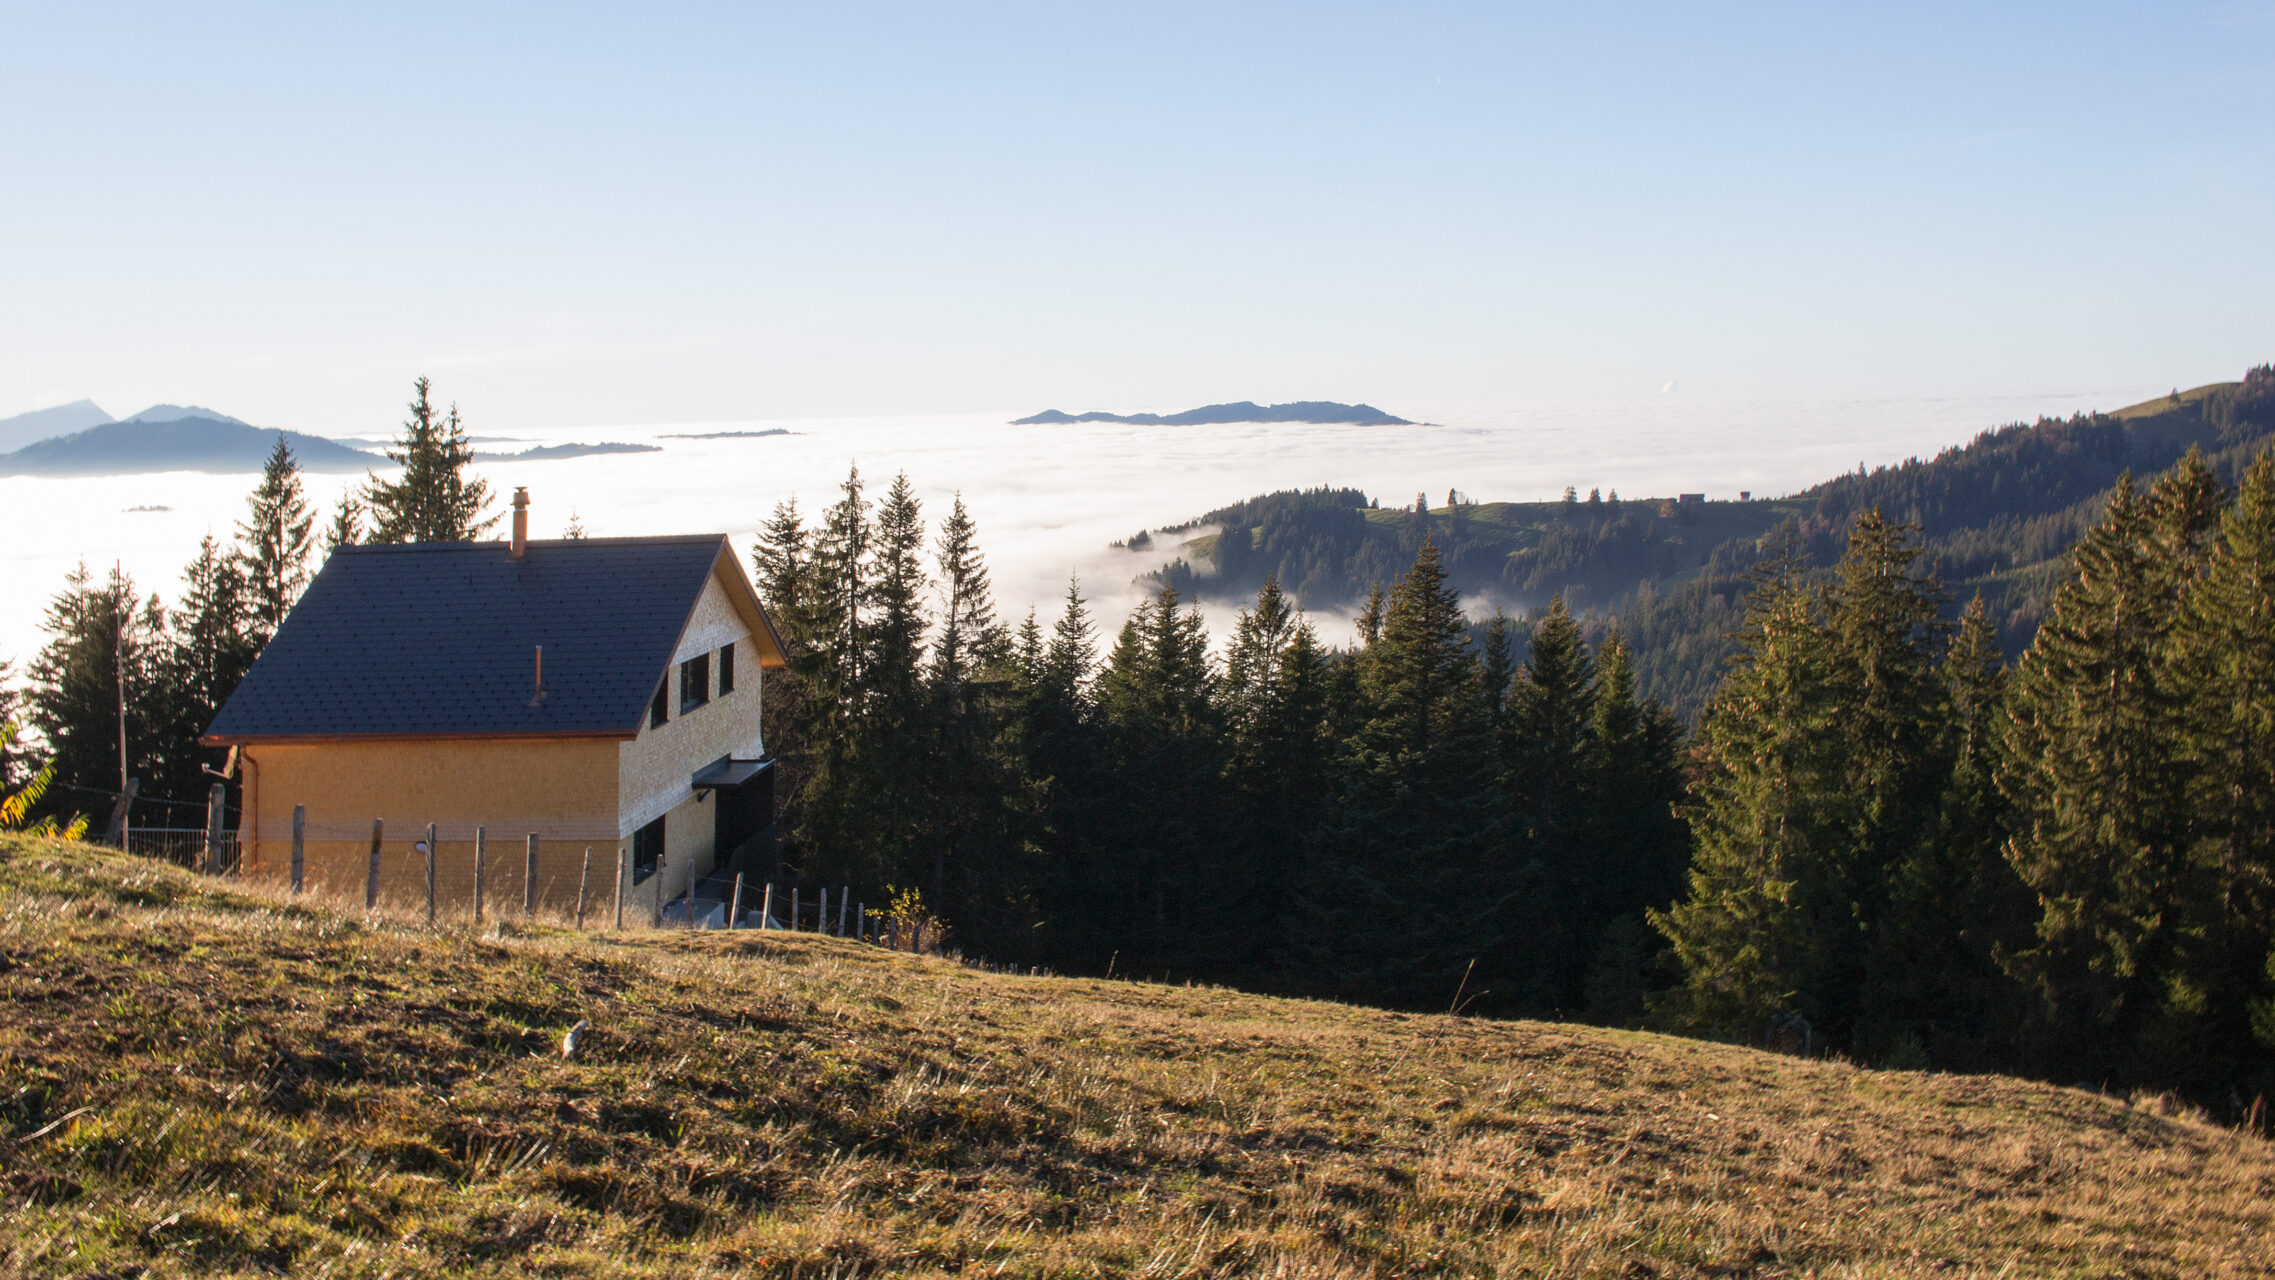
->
<box><xmin>632</xmin><ymin>815</ymin><xmax>665</xmax><ymax>885</ymax></box>
<box><xmin>717</xmin><ymin>642</ymin><xmax>735</xmax><ymax>695</ymax></box>
<box><xmin>680</xmin><ymin>651</ymin><xmax>710</xmax><ymax>713</ymax></box>
<box><xmin>650</xmin><ymin>680</ymin><xmax>668</xmax><ymax>729</ymax></box>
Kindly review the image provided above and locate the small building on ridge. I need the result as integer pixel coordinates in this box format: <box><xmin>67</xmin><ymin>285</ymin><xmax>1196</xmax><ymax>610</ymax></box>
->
<box><xmin>202</xmin><ymin>496</ymin><xmax>788</xmax><ymax>920</ymax></box>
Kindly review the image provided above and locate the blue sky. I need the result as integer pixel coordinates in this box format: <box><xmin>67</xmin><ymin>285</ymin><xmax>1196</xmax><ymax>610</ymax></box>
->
<box><xmin>3</xmin><ymin>2</ymin><xmax>2270</xmax><ymax>429</ymax></box>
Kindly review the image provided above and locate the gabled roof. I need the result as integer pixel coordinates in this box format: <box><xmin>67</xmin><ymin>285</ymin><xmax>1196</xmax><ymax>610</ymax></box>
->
<box><xmin>203</xmin><ymin>535</ymin><xmax>787</xmax><ymax>745</ymax></box>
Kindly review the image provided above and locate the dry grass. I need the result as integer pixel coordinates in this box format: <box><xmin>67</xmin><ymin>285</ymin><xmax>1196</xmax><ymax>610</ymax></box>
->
<box><xmin>3</xmin><ymin>836</ymin><xmax>2271</xmax><ymax>1278</ymax></box>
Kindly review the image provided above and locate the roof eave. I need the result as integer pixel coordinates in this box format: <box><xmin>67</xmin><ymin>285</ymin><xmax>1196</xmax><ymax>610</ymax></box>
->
<box><xmin>202</xmin><ymin>729</ymin><xmax>640</xmax><ymax>748</ymax></box>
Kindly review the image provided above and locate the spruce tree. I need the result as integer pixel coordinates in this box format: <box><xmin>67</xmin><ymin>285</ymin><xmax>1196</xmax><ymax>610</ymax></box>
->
<box><xmin>365</xmin><ymin>377</ymin><xmax>495</xmax><ymax>543</ymax></box>
<box><xmin>1097</xmin><ymin>584</ymin><xmax>1225</xmax><ymax>974</ymax></box>
<box><xmin>235</xmin><ymin>434</ymin><xmax>314</xmax><ymax>641</ymax></box>
<box><xmin>866</xmin><ymin>474</ymin><xmax>928</xmax><ymax>704</ymax></box>
<box><xmin>1507</xmin><ymin>596</ymin><xmax>1598</xmax><ymax>1008</ymax></box>
<box><xmin>1864</xmin><ymin>594</ymin><xmax>2030</xmax><ymax>1069</ymax></box>
<box><xmin>321</xmin><ymin>497</ymin><xmax>362</xmax><ymax>557</ymax></box>
<box><xmin>27</xmin><ymin>563</ymin><xmax>171</xmax><ymax>806</ymax></box>
<box><xmin>1222</xmin><ymin>576</ymin><xmax>1330</xmax><ymax>975</ymax></box>
<box><xmin>2171</xmin><ymin>449</ymin><xmax>2275</xmax><ymax>1087</ymax></box>
<box><xmin>164</xmin><ymin>535</ymin><xmax>260</xmax><ymax>793</ymax></box>
<box><xmin>932</xmin><ymin>494</ymin><xmax>1006</xmax><ymax>684</ymax></box>
<box><xmin>1579</xmin><ymin>629</ymin><xmax>1689</xmax><ymax>1023</ymax></box>
<box><xmin>1301</xmin><ymin>540</ymin><xmax>1507</xmax><ymax>1008</ymax></box>
<box><xmin>783</xmin><ymin>467</ymin><xmax>873</xmax><ymax>884</ymax></box>
<box><xmin>1824</xmin><ymin>509</ymin><xmax>1950</xmax><ymax>1057</ymax></box>
<box><xmin>1041</xmin><ymin>577</ymin><xmax>1096</xmax><ymax>705</ymax></box>
<box><xmin>1999</xmin><ymin>457</ymin><xmax>2224</xmax><ymax>1084</ymax></box>
<box><xmin>1653</xmin><ymin>559</ymin><xmax>1846</xmax><ymax>1041</ymax></box>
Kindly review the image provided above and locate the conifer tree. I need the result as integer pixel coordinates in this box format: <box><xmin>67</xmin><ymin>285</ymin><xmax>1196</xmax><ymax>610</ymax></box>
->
<box><xmin>1041</xmin><ymin>577</ymin><xmax>1096</xmax><ymax>705</ymax></box>
<box><xmin>1302</xmin><ymin>541</ymin><xmax>1507</xmax><ymax>1008</ymax></box>
<box><xmin>1012</xmin><ymin>610</ymin><xmax>1045</xmax><ymax>681</ymax></box>
<box><xmin>1024</xmin><ymin>578</ymin><xmax>1113</xmax><ymax>966</ymax></box>
<box><xmin>1863</xmin><ymin>594</ymin><xmax>2029</xmax><ymax>1068</ymax></box>
<box><xmin>1479</xmin><ymin>611</ymin><xmax>1517</xmax><ymax>729</ymax></box>
<box><xmin>164</xmin><ymin>535</ymin><xmax>259</xmax><ymax>792</ymax></box>
<box><xmin>783</xmin><ymin>468</ymin><xmax>873</xmax><ymax>882</ymax></box>
<box><xmin>27</xmin><ymin>563</ymin><xmax>171</xmax><ymax>805</ymax></box>
<box><xmin>932</xmin><ymin>494</ymin><xmax>1006</xmax><ymax>684</ymax></box>
<box><xmin>1222</xmin><ymin>576</ymin><xmax>1330</xmax><ymax>973</ymax></box>
<box><xmin>1654</xmin><ymin>559</ymin><xmax>1846</xmax><ymax>1040</ymax></box>
<box><xmin>2170</xmin><ymin>450</ymin><xmax>2275</xmax><ymax>1082</ymax></box>
<box><xmin>1824</xmin><ymin>509</ymin><xmax>1950</xmax><ymax>1056</ymax></box>
<box><xmin>753</xmin><ymin>497</ymin><xmax>809</xmax><ymax>631</ymax></box>
<box><xmin>365</xmin><ymin>377</ymin><xmax>495</xmax><ymax>543</ymax></box>
<box><xmin>1508</xmin><ymin>597</ymin><xmax>1598</xmax><ymax>1006</ymax></box>
<box><xmin>1579</xmin><ymin>629</ymin><xmax>1689</xmax><ymax>1022</ymax></box>
<box><xmin>866</xmin><ymin>474</ymin><xmax>928</xmax><ymax>705</ymax></box>
<box><xmin>321</xmin><ymin>497</ymin><xmax>362</xmax><ymax>557</ymax></box>
<box><xmin>1999</xmin><ymin>458</ymin><xmax>2224</xmax><ymax>1083</ymax></box>
<box><xmin>1097</xmin><ymin>584</ymin><xmax>1225</xmax><ymax>972</ymax></box>
<box><xmin>235</xmin><ymin>434</ymin><xmax>314</xmax><ymax>640</ymax></box>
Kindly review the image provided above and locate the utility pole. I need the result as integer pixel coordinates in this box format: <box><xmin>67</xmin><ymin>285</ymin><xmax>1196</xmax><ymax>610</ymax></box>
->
<box><xmin>114</xmin><ymin>562</ymin><xmax>128</xmax><ymax>794</ymax></box>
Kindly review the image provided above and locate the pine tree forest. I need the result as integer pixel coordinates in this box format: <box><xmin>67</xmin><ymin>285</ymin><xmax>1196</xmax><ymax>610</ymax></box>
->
<box><xmin>11</xmin><ymin>391</ymin><xmax>2275</xmax><ymax>1117</ymax></box>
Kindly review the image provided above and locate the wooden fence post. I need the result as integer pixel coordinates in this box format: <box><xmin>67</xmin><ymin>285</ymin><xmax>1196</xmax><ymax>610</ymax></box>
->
<box><xmin>614</xmin><ymin>844</ymin><xmax>626</xmax><ymax>931</ymax></box>
<box><xmin>104</xmin><ymin>777</ymin><xmax>139</xmax><ymax>848</ymax></box>
<box><xmin>474</xmin><ymin>827</ymin><xmax>487</xmax><ymax>923</ymax></box>
<box><xmin>856</xmin><ymin>902</ymin><xmax>865</xmax><ymax>945</ymax></box>
<box><xmin>203</xmin><ymin>783</ymin><xmax>226</xmax><ymax>875</ymax></box>
<box><xmin>839</xmin><ymin>886</ymin><xmax>849</xmax><ymax>936</ymax></box>
<box><xmin>576</xmin><ymin>846</ymin><xmax>592</xmax><ymax>930</ymax></box>
<box><xmin>792</xmin><ymin>885</ymin><xmax>800</xmax><ymax>932</ymax></box>
<box><xmin>289</xmin><ymin>806</ymin><xmax>305</xmax><ymax>895</ymax></box>
<box><xmin>730</xmin><ymin>872</ymin><xmax>744</xmax><ymax>928</ymax></box>
<box><xmin>524</xmin><ymin>834</ymin><xmax>539</xmax><ymax>918</ymax></box>
<box><xmin>819</xmin><ymin>886</ymin><xmax>829</xmax><ymax>937</ymax></box>
<box><xmin>365</xmin><ymin>819</ymin><xmax>383</xmax><ymax>909</ymax></box>
<box><xmin>424</xmin><ymin>822</ymin><xmax>437</xmax><ymax>923</ymax></box>
<box><xmin>760</xmin><ymin>882</ymin><xmax>774</xmax><ymax>930</ymax></box>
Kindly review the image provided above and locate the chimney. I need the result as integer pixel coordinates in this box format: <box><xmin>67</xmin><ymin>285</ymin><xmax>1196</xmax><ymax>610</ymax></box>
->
<box><xmin>510</xmin><ymin>487</ymin><xmax>529</xmax><ymax>559</ymax></box>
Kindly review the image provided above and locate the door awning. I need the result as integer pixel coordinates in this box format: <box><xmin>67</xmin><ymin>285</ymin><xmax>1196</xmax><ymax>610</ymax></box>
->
<box><xmin>691</xmin><ymin>756</ymin><xmax>772</xmax><ymax>790</ymax></box>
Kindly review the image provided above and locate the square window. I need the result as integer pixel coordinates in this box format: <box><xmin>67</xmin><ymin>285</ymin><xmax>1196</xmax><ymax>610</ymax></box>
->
<box><xmin>717</xmin><ymin>642</ymin><xmax>735</xmax><ymax>695</ymax></box>
<box><xmin>632</xmin><ymin>815</ymin><xmax>665</xmax><ymax>885</ymax></box>
<box><xmin>680</xmin><ymin>652</ymin><xmax>710</xmax><ymax>713</ymax></box>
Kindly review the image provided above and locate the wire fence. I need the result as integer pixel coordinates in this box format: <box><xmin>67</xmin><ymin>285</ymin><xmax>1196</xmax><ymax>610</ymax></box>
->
<box><xmin>122</xmin><ymin>827</ymin><xmax>239</xmax><ymax>874</ymax></box>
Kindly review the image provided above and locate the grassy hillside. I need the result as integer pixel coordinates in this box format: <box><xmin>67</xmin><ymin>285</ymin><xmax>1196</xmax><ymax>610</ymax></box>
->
<box><xmin>6</xmin><ymin>836</ymin><xmax>2273</xmax><ymax>1278</ymax></box>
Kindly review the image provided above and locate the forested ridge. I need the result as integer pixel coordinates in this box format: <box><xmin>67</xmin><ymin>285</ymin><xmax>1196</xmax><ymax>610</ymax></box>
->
<box><xmin>11</xmin><ymin>366</ymin><xmax>2275</xmax><ymax>1119</ymax></box>
<box><xmin>1157</xmin><ymin>364</ymin><xmax>2275</xmax><ymax>717</ymax></box>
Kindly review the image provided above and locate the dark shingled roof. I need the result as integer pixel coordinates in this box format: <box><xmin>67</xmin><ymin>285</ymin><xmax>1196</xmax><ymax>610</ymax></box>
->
<box><xmin>205</xmin><ymin>535</ymin><xmax>743</xmax><ymax>742</ymax></box>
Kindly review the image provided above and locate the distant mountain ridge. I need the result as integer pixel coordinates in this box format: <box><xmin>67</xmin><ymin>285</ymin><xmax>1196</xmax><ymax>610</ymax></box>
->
<box><xmin>120</xmin><ymin>404</ymin><xmax>247</xmax><ymax>426</ymax></box>
<box><xmin>0</xmin><ymin>418</ymin><xmax>378</xmax><ymax>477</ymax></box>
<box><xmin>0</xmin><ymin>399</ymin><xmax>114</xmax><ymax>452</ymax></box>
<box><xmin>1014</xmin><ymin>400</ymin><xmax>1414</xmax><ymax>426</ymax></box>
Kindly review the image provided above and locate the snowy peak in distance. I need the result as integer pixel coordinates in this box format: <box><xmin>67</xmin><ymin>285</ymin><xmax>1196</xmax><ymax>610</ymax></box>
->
<box><xmin>0</xmin><ymin>399</ymin><xmax>114</xmax><ymax>452</ymax></box>
<box><xmin>121</xmin><ymin>404</ymin><xmax>251</xmax><ymax>427</ymax></box>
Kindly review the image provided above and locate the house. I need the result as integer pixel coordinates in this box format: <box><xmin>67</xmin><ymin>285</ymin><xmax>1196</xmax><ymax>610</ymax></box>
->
<box><xmin>202</xmin><ymin>490</ymin><xmax>788</xmax><ymax>920</ymax></box>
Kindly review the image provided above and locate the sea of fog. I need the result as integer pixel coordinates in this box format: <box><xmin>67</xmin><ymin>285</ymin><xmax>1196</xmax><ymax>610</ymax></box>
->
<box><xmin>0</xmin><ymin>386</ymin><xmax>2153</xmax><ymax>674</ymax></box>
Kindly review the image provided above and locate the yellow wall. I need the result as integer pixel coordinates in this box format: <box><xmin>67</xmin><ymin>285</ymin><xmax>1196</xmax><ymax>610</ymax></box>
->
<box><xmin>237</xmin><ymin>737</ymin><xmax>623</xmax><ymax>916</ymax></box>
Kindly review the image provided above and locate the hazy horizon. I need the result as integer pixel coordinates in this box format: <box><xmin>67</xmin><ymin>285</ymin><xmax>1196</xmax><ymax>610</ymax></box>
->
<box><xmin>0</xmin><ymin>381</ymin><xmax>2153</xmax><ymax>675</ymax></box>
<box><xmin>4</xmin><ymin>5</ymin><xmax>2269</xmax><ymax>431</ymax></box>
